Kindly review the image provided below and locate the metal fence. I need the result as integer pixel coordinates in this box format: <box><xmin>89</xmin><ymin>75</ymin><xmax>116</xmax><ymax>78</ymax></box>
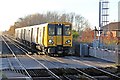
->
<box><xmin>89</xmin><ymin>47</ymin><xmax>116</xmax><ymax>62</ymax></box>
<box><xmin>78</xmin><ymin>42</ymin><xmax>118</xmax><ymax>62</ymax></box>
<box><xmin>99</xmin><ymin>44</ymin><xmax>116</xmax><ymax>51</ymax></box>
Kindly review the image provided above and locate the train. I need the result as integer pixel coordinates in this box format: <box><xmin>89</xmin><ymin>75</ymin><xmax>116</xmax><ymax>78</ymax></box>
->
<box><xmin>15</xmin><ymin>22</ymin><xmax>72</xmax><ymax>56</ymax></box>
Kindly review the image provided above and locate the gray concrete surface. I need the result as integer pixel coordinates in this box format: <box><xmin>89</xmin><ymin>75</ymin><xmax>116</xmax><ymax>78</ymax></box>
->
<box><xmin>0</xmin><ymin>55</ymin><xmax>115</xmax><ymax>79</ymax></box>
<box><xmin>0</xmin><ymin>55</ymin><xmax>115</xmax><ymax>70</ymax></box>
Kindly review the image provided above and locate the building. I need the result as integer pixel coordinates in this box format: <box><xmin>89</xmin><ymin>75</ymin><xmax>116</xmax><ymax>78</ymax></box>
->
<box><xmin>102</xmin><ymin>22</ymin><xmax>120</xmax><ymax>38</ymax></box>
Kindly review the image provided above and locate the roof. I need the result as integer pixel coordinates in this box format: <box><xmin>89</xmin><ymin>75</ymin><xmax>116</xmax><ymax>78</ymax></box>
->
<box><xmin>102</xmin><ymin>22</ymin><xmax>120</xmax><ymax>31</ymax></box>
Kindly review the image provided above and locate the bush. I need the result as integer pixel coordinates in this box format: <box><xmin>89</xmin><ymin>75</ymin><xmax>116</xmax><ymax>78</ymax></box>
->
<box><xmin>72</xmin><ymin>30</ymin><xmax>79</xmax><ymax>40</ymax></box>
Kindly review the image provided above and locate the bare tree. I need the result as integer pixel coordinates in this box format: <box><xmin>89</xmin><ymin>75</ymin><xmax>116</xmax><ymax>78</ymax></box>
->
<box><xmin>13</xmin><ymin>11</ymin><xmax>90</xmax><ymax>32</ymax></box>
<box><xmin>46</xmin><ymin>11</ymin><xmax>59</xmax><ymax>22</ymax></box>
<box><xmin>8</xmin><ymin>11</ymin><xmax>91</xmax><ymax>37</ymax></box>
<box><xmin>59</xmin><ymin>13</ymin><xmax>67</xmax><ymax>22</ymax></box>
<box><xmin>66</xmin><ymin>12</ymin><xmax>75</xmax><ymax>23</ymax></box>
<box><xmin>75</xmin><ymin>14</ymin><xmax>90</xmax><ymax>32</ymax></box>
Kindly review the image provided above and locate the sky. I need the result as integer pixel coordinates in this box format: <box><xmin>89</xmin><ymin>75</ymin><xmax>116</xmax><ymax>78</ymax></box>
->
<box><xmin>0</xmin><ymin>0</ymin><xmax>119</xmax><ymax>31</ymax></box>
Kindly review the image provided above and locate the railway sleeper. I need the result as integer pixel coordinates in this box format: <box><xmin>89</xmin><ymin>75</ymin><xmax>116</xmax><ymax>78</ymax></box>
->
<box><xmin>78</xmin><ymin>68</ymin><xmax>120</xmax><ymax>80</ymax></box>
<box><xmin>2</xmin><ymin>69</ymin><xmax>28</xmax><ymax>76</ymax></box>
<box><xmin>50</xmin><ymin>68</ymin><xmax>91</xmax><ymax>80</ymax></box>
<box><xmin>32</xmin><ymin>76</ymin><xmax>55</xmax><ymax>80</ymax></box>
<box><xmin>20</xmin><ymin>68</ymin><xmax>91</xmax><ymax>80</ymax></box>
<box><xmin>26</xmin><ymin>69</ymin><xmax>51</xmax><ymax>77</ymax></box>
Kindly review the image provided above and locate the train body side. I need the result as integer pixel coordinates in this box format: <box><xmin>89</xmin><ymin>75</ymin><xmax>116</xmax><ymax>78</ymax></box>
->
<box><xmin>15</xmin><ymin>23</ymin><xmax>48</xmax><ymax>47</ymax></box>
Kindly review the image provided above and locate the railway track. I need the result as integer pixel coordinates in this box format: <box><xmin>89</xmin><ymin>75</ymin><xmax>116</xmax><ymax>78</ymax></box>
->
<box><xmin>3</xmin><ymin>35</ymin><xmax>96</xmax><ymax>80</ymax></box>
<box><xmin>33</xmin><ymin>55</ymin><xmax>119</xmax><ymax>80</ymax></box>
<box><xmin>2</xmin><ymin>35</ymin><xmax>120</xmax><ymax>80</ymax></box>
<box><xmin>2</xmin><ymin>35</ymin><xmax>62</xmax><ymax>80</ymax></box>
<box><xmin>1</xmin><ymin>36</ymin><xmax>32</xmax><ymax>80</ymax></box>
<box><xmin>50</xmin><ymin>56</ymin><xmax>120</xmax><ymax>80</ymax></box>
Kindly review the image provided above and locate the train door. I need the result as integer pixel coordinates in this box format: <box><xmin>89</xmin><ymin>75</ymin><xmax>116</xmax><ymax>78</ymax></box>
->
<box><xmin>16</xmin><ymin>30</ymin><xmax>19</xmax><ymax>39</ymax></box>
<box><xmin>31</xmin><ymin>28</ymin><xmax>33</xmax><ymax>42</ymax></box>
<box><xmin>36</xmin><ymin>28</ymin><xmax>39</xmax><ymax>43</ymax></box>
<box><xmin>42</xmin><ymin>27</ymin><xmax>45</xmax><ymax>45</ymax></box>
<box><xmin>56</xmin><ymin>24</ymin><xmax>63</xmax><ymax>45</ymax></box>
<box><xmin>23</xmin><ymin>29</ymin><xmax>26</xmax><ymax>40</ymax></box>
<box><xmin>21</xmin><ymin>29</ymin><xmax>23</xmax><ymax>40</ymax></box>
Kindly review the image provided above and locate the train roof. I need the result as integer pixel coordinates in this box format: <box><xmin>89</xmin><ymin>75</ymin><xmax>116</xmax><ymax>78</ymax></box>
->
<box><xmin>49</xmin><ymin>22</ymin><xmax>72</xmax><ymax>25</ymax></box>
<box><xmin>15</xmin><ymin>23</ymin><xmax>48</xmax><ymax>30</ymax></box>
<box><xmin>15</xmin><ymin>22</ymin><xmax>72</xmax><ymax>30</ymax></box>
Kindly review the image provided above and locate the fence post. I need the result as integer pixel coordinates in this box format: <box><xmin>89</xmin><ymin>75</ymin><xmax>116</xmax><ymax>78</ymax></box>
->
<box><xmin>116</xmin><ymin>44</ymin><xmax>120</xmax><ymax>66</ymax></box>
<box><xmin>116</xmin><ymin>44</ymin><xmax>120</xmax><ymax>72</ymax></box>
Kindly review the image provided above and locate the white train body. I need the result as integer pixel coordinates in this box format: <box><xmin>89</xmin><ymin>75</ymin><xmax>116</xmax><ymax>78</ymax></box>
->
<box><xmin>15</xmin><ymin>23</ymin><xmax>48</xmax><ymax>46</ymax></box>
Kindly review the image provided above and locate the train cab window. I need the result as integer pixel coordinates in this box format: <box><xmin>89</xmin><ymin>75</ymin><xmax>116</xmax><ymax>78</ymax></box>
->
<box><xmin>57</xmin><ymin>27</ymin><xmax>62</xmax><ymax>36</ymax></box>
<box><xmin>64</xmin><ymin>25</ymin><xmax>71</xmax><ymax>36</ymax></box>
<box><xmin>48</xmin><ymin>24</ymin><xmax>55</xmax><ymax>36</ymax></box>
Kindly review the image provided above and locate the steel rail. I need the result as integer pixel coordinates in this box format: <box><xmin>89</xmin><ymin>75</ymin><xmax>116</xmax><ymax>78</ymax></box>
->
<box><xmin>4</xmin><ymin>35</ymin><xmax>62</xmax><ymax>80</ymax></box>
<box><xmin>55</xmin><ymin>56</ymin><xmax>120</xmax><ymax>79</ymax></box>
<box><xmin>63</xmin><ymin>76</ymin><xmax>72</xmax><ymax>80</ymax></box>
<box><xmin>48</xmin><ymin>52</ymin><xmax>120</xmax><ymax>79</ymax></box>
<box><xmin>2</xmin><ymin>36</ymin><xmax>32</xmax><ymax>80</ymax></box>
<box><xmin>2</xmin><ymin>40</ymin><xmax>15</xmax><ymax>70</ymax></box>
<box><xmin>36</xmin><ymin>55</ymin><xmax>75</xmax><ymax>80</ymax></box>
<box><xmin>7</xmin><ymin>58</ymin><xmax>14</xmax><ymax>70</ymax></box>
<box><xmin>44</xmin><ymin>56</ymin><xmax>96</xmax><ymax>80</ymax></box>
<box><xmin>37</xmin><ymin>55</ymin><xmax>73</xmax><ymax>80</ymax></box>
<box><xmin>71</xmin><ymin>58</ymin><xmax>120</xmax><ymax>79</ymax></box>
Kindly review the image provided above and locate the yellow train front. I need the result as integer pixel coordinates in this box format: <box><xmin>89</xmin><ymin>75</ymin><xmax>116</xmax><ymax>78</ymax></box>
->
<box><xmin>44</xmin><ymin>22</ymin><xmax>72</xmax><ymax>56</ymax></box>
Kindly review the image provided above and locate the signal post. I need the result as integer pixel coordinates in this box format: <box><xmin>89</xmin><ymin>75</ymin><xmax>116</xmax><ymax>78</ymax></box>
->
<box><xmin>116</xmin><ymin>1</ymin><xmax>120</xmax><ymax>67</ymax></box>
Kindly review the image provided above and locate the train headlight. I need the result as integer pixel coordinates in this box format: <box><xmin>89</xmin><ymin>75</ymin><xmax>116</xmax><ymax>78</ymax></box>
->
<box><xmin>65</xmin><ymin>40</ymin><xmax>71</xmax><ymax>44</ymax></box>
<box><xmin>48</xmin><ymin>39</ymin><xmax>54</xmax><ymax>44</ymax></box>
